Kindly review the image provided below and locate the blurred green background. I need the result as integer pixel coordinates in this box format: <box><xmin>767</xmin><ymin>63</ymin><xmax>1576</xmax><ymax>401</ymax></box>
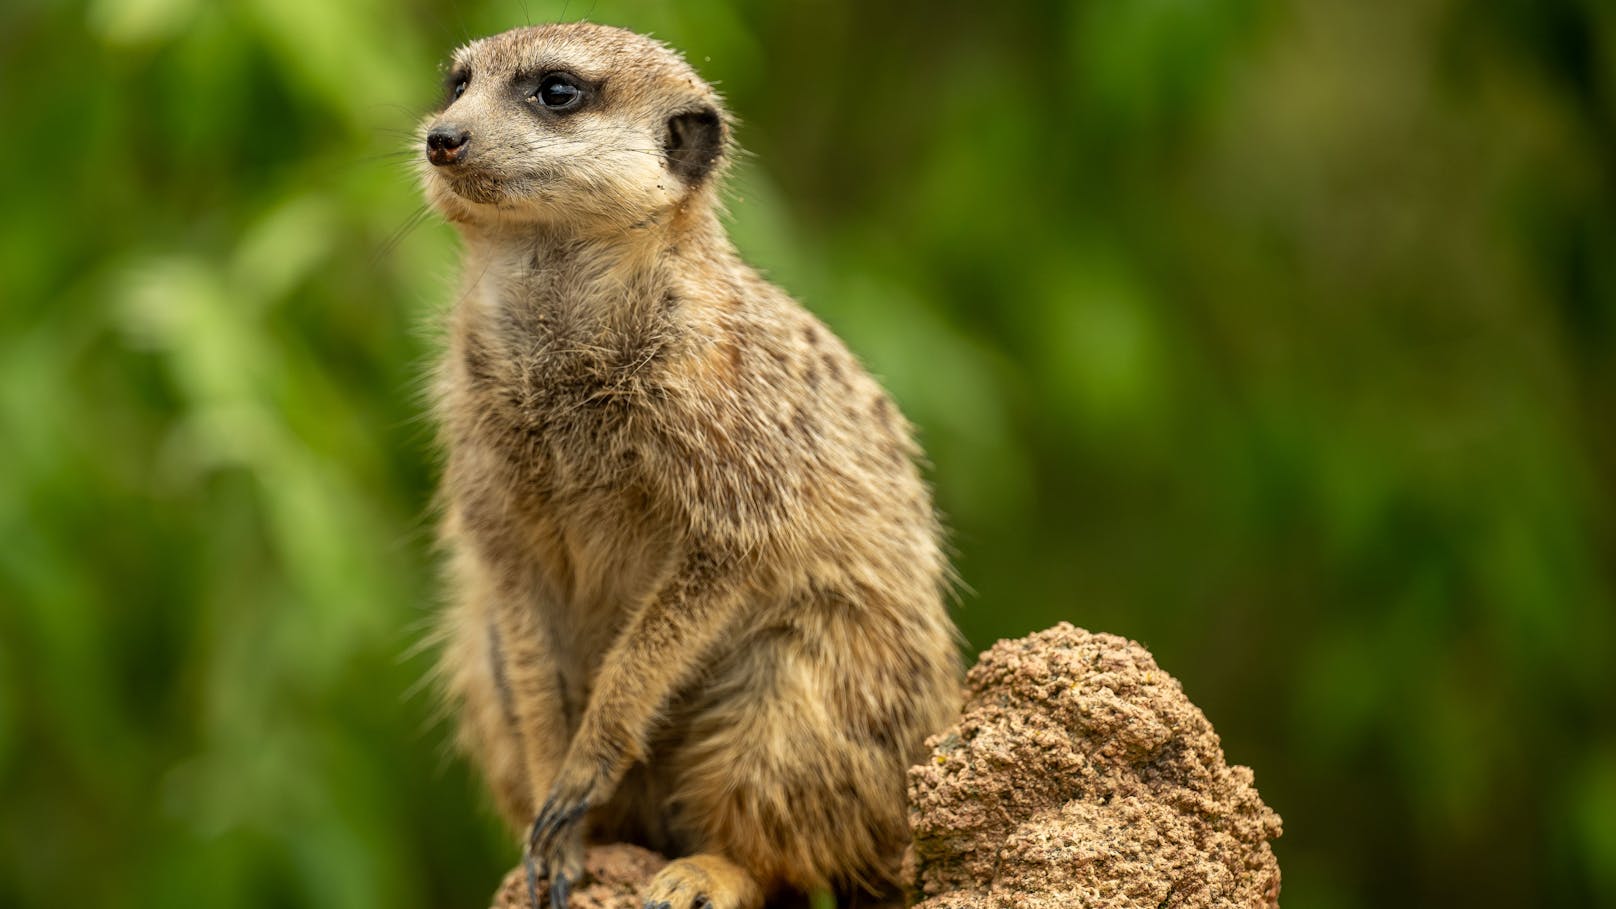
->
<box><xmin>3</xmin><ymin>0</ymin><xmax>1614</xmax><ymax>906</ymax></box>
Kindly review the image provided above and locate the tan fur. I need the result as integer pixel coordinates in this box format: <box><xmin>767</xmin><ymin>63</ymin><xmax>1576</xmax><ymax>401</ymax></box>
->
<box><xmin>420</xmin><ymin>23</ymin><xmax>961</xmax><ymax>909</ymax></box>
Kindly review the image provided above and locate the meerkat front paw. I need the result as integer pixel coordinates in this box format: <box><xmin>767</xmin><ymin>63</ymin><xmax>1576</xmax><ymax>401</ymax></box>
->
<box><xmin>640</xmin><ymin>855</ymin><xmax>763</xmax><ymax>909</ymax></box>
<box><xmin>523</xmin><ymin>766</ymin><xmax>598</xmax><ymax>909</ymax></box>
<box><xmin>522</xmin><ymin>823</ymin><xmax>582</xmax><ymax>909</ymax></box>
<box><xmin>639</xmin><ymin>859</ymin><xmax>713</xmax><ymax>909</ymax></box>
<box><xmin>521</xmin><ymin>823</ymin><xmax>582</xmax><ymax>909</ymax></box>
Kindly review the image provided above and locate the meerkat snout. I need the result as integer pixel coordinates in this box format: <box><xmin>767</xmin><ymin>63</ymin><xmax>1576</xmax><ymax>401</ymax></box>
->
<box><xmin>425</xmin><ymin>125</ymin><xmax>471</xmax><ymax>166</ymax></box>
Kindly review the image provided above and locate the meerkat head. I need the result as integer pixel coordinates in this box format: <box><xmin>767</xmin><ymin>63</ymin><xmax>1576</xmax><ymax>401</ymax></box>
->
<box><xmin>419</xmin><ymin>23</ymin><xmax>730</xmax><ymax>231</ymax></box>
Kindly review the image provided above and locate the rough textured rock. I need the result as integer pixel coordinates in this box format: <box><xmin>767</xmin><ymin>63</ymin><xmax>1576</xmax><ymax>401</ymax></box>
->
<box><xmin>487</xmin><ymin>624</ymin><xmax>1282</xmax><ymax>908</ymax></box>
<box><xmin>491</xmin><ymin>845</ymin><xmax>667</xmax><ymax>909</ymax></box>
<box><xmin>905</xmin><ymin>623</ymin><xmax>1283</xmax><ymax>909</ymax></box>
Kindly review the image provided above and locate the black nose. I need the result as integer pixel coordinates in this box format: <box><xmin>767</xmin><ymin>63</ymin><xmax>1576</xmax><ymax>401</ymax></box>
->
<box><xmin>426</xmin><ymin>126</ymin><xmax>471</xmax><ymax>165</ymax></box>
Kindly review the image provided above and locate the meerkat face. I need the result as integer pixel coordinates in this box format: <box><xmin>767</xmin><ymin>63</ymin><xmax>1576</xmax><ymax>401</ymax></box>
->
<box><xmin>419</xmin><ymin>24</ymin><xmax>729</xmax><ymax>231</ymax></box>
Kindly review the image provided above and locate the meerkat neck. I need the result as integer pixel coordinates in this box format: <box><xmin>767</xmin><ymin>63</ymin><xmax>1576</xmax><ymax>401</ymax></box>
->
<box><xmin>457</xmin><ymin>206</ymin><xmax>736</xmax><ymax>329</ymax></box>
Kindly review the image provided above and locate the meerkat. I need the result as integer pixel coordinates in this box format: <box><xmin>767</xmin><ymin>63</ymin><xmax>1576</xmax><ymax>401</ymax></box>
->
<box><xmin>419</xmin><ymin>23</ymin><xmax>961</xmax><ymax>909</ymax></box>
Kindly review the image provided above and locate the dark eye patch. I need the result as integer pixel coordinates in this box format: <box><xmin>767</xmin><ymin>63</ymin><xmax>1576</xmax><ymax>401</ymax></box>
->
<box><xmin>523</xmin><ymin>71</ymin><xmax>589</xmax><ymax>112</ymax></box>
<box><xmin>535</xmin><ymin>73</ymin><xmax>583</xmax><ymax>109</ymax></box>
<box><xmin>514</xmin><ymin>68</ymin><xmax>598</xmax><ymax>115</ymax></box>
<box><xmin>442</xmin><ymin>68</ymin><xmax>470</xmax><ymax>106</ymax></box>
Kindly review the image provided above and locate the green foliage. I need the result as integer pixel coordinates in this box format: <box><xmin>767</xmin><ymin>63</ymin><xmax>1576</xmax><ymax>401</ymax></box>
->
<box><xmin>2</xmin><ymin>0</ymin><xmax>1613</xmax><ymax>906</ymax></box>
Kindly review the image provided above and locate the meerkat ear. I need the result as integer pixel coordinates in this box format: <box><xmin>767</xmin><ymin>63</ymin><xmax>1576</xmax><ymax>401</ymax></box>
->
<box><xmin>665</xmin><ymin>107</ymin><xmax>725</xmax><ymax>185</ymax></box>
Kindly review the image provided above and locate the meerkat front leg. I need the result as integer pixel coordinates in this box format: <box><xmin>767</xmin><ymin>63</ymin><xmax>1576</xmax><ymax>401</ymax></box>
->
<box><xmin>443</xmin><ymin>539</ymin><xmax>578</xmax><ymax>907</ymax></box>
<box><xmin>441</xmin><ymin>541</ymin><xmax>573</xmax><ymax>830</ymax></box>
<box><xmin>496</xmin><ymin>604</ymin><xmax>581</xmax><ymax>909</ymax></box>
<box><xmin>525</xmin><ymin>549</ymin><xmax>752</xmax><ymax>909</ymax></box>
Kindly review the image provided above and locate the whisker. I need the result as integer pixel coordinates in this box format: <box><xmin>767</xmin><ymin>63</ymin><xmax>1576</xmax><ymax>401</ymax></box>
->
<box><xmin>372</xmin><ymin>204</ymin><xmax>434</xmax><ymax>268</ymax></box>
<box><xmin>356</xmin><ymin>149</ymin><xmax>425</xmax><ymax>165</ymax></box>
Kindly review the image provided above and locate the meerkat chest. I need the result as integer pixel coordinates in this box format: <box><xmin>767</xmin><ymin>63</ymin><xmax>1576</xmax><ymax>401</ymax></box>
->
<box><xmin>449</xmin><ymin>362</ymin><xmax>675</xmax><ymax>629</ymax></box>
<box><xmin>448</xmin><ymin>272</ymin><xmax>681</xmax><ymax>600</ymax></box>
<box><xmin>457</xmin><ymin>270</ymin><xmax>670</xmax><ymax>445</ymax></box>
<box><xmin>454</xmin><ymin>332</ymin><xmax>655</xmax><ymax>519</ymax></box>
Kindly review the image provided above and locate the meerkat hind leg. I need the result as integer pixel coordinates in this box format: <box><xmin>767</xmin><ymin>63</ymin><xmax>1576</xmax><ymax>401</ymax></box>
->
<box><xmin>640</xmin><ymin>853</ymin><xmax>763</xmax><ymax>909</ymax></box>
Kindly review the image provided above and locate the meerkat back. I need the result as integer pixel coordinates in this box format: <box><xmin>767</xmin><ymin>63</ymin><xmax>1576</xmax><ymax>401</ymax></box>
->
<box><xmin>418</xmin><ymin>23</ymin><xmax>962</xmax><ymax>909</ymax></box>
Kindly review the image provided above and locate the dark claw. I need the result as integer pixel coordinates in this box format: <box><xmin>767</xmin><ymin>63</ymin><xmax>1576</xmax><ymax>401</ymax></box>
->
<box><xmin>526</xmin><ymin>809</ymin><xmax>547</xmax><ymax>854</ymax></box>
<box><xmin>641</xmin><ymin>902</ymin><xmax>671</xmax><ymax>909</ymax></box>
<box><xmin>550</xmin><ymin>869</ymin><xmax>573</xmax><ymax>909</ymax></box>
<box><xmin>693</xmin><ymin>897</ymin><xmax>712</xmax><ymax>909</ymax></box>
<box><xmin>528</xmin><ymin>794</ymin><xmax>589</xmax><ymax>851</ymax></box>
<box><xmin>523</xmin><ymin>850</ymin><xmax>543</xmax><ymax>909</ymax></box>
<box><xmin>529</xmin><ymin>796</ymin><xmax>558</xmax><ymax>849</ymax></box>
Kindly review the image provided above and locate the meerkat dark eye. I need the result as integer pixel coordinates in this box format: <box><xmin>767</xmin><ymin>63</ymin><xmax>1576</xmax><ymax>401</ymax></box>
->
<box><xmin>445</xmin><ymin>71</ymin><xmax>470</xmax><ymax>105</ymax></box>
<box><xmin>533</xmin><ymin>73</ymin><xmax>584</xmax><ymax>110</ymax></box>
